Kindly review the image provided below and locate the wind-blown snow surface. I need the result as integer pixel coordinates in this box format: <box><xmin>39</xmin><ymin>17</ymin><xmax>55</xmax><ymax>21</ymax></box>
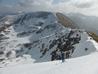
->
<box><xmin>0</xmin><ymin>12</ymin><xmax>98</xmax><ymax>74</ymax></box>
<box><xmin>0</xmin><ymin>51</ymin><xmax>98</xmax><ymax>74</ymax></box>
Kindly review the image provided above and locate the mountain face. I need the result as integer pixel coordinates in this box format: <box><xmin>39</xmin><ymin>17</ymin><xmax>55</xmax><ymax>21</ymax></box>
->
<box><xmin>0</xmin><ymin>12</ymin><xmax>97</xmax><ymax>67</ymax></box>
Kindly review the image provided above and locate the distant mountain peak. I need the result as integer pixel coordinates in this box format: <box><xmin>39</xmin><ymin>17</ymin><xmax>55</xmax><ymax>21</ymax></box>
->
<box><xmin>0</xmin><ymin>11</ymin><xmax>98</xmax><ymax>67</ymax></box>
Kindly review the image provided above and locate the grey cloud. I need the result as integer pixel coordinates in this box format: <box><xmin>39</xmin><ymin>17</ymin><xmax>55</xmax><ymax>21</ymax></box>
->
<box><xmin>0</xmin><ymin>0</ymin><xmax>2</xmax><ymax>2</ymax></box>
<box><xmin>0</xmin><ymin>4</ymin><xmax>20</xmax><ymax>14</ymax></box>
<box><xmin>18</xmin><ymin>0</ymin><xmax>34</xmax><ymax>7</ymax></box>
<box><xmin>17</xmin><ymin>0</ymin><xmax>53</xmax><ymax>12</ymax></box>
<box><xmin>0</xmin><ymin>0</ymin><xmax>97</xmax><ymax>17</ymax></box>
<box><xmin>75</xmin><ymin>3</ymin><xmax>93</xmax><ymax>8</ymax></box>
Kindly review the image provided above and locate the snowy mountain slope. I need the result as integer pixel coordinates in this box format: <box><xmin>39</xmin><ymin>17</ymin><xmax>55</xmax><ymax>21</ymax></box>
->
<box><xmin>0</xmin><ymin>51</ymin><xmax>98</xmax><ymax>74</ymax></box>
<box><xmin>0</xmin><ymin>11</ymin><xmax>98</xmax><ymax>68</ymax></box>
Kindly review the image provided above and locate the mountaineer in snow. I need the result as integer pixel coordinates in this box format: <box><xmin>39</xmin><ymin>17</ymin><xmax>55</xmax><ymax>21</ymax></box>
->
<box><xmin>61</xmin><ymin>51</ymin><xmax>65</xmax><ymax>62</ymax></box>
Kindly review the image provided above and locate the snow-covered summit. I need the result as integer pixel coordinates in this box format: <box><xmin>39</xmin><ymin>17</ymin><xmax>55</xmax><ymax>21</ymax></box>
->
<box><xmin>0</xmin><ymin>11</ymin><xmax>98</xmax><ymax>68</ymax></box>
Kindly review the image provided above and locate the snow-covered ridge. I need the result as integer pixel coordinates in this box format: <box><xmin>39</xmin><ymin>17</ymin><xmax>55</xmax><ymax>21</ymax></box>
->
<box><xmin>0</xmin><ymin>11</ymin><xmax>98</xmax><ymax>68</ymax></box>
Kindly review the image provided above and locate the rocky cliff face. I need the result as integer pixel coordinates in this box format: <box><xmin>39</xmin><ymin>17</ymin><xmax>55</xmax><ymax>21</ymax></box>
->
<box><xmin>0</xmin><ymin>12</ymin><xmax>97</xmax><ymax>67</ymax></box>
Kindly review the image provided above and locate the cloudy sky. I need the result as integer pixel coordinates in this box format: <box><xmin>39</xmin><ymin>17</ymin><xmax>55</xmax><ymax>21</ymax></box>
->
<box><xmin>0</xmin><ymin>0</ymin><xmax>98</xmax><ymax>16</ymax></box>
